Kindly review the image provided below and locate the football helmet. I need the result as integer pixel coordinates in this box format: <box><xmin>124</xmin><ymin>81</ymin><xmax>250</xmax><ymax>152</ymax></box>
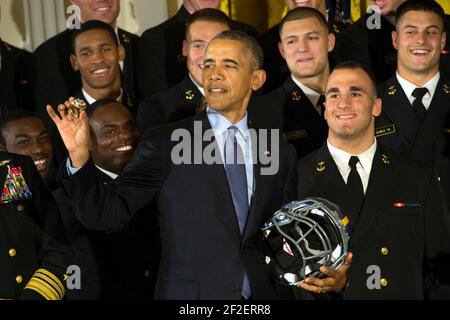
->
<box><xmin>261</xmin><ymin>198</ymin><xmax>350</xmax><ymax>286</ymax></box>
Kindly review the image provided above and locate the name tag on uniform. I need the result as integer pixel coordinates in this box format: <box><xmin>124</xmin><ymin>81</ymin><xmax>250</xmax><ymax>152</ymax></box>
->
<box><xmin>283</xmin><ymin>130</ymin><xmax>308</xmax><ymax>141</ymax></box>
<box><xmin>0</xmin><ymin>165</ymin><xmax>33</xmax><ymax>204</ymax></box>
<box><xmin>375</xmin><ymin>124</ymin><xmax>396</xmax><ymax>138</ymax></box>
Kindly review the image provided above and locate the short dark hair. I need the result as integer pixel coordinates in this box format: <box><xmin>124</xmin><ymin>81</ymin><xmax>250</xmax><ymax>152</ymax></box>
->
<box><xmin>396</xmin><ymin>0</ymin><xmax>445</xmax><ymax>30</ymax></box>
<box><xmin>210</xmin><ymin>30</ymin><xmax>264</xmax><ymax>70</ymax></box>
<box><xmin>279</xmin><ymin>7</ymin><xmax>329</xmax><ymax>37</ymax></box>
<box><xmin>331</xmin><ymin>60</ymin><xmax>378</xmax><ymax>97</ymax></box>
<box><xmin>185</xmin><ymin>8</ymin><xmax>231</xmax><ymax>39</ymax></box>
<box><xmin>87</xmin><ymin>98</ymin><xmax>124</xmax><ymax>118</ymax></box>
<box><xmin>71</xmin><ymin>20</ymin><xmax>118</xmax><ymax>54</ymax></box>
<box><xmin>0</xmin><ymin>110</ymin><xmax>44</xmax><ymax>145</ymax></box>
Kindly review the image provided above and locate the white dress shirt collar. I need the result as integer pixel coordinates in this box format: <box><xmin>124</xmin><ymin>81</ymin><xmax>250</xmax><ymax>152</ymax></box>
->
<box><xmin>327</xmin><ymin>139</ymin><xmax>377</xmax><ymax>193</ymax></box>
<box><xmin>95</xmin><ymin>165</ymin><xmax>118</xmax><ymax>180</ymax></box>
<box><xmin>189</xmin><ymin>73</ymin><xmax>205</xmax><ymax>96</ymax></box>
<box><xmin>82</xmin><ymin>88</ymin><xmax>123</xmax><ymax>105</ymax></box>
<box><xmin>396</xmin><ymin>71</ymin><xmax>440</xmax><ymax>110</ymax></box>
<box><xmin>291</xmin><ymin>75</ymin><xmax>322</xmax><ymax>114</ymax></box>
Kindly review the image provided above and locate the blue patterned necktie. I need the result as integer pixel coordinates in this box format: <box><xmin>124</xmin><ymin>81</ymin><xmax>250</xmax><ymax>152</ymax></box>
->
<box><xmin>224</xmin><ymin>126</ymin><xmax>251</xmax><ymax>299</ymax></box>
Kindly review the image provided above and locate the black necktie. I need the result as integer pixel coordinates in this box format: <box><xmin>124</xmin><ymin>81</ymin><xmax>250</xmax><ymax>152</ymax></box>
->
<box><xmin>317</xmin><ymin>94</ymin><xmax>326</xmax><ymax>117</ymax></box>
<box><xmin>411</xmin><ymin>87</ymin><xmax>429</xmax><ymax>121</ymax></box>
<box><xmin>347</xmin><ymin>156</ymin><xmax>364</xmax><ymax>222</ymax></box>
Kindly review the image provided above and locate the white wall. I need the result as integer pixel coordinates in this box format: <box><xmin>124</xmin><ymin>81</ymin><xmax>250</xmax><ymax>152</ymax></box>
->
<box><xmin>0</xmin><ymin>0</ymin><xmax>169</xmax><ymax>51</ymax></box>
<box><xmin>0</xmin><ymin>0</ymin><xmax>27</xmax><ymax>48</ymax></box>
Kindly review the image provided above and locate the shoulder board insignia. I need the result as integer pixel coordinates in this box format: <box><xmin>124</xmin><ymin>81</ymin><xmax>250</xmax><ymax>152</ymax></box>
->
<box><xmin>291</xmin><ymin>91</ymin><xmax>301</xmax><ymax>102</ymax></box>
<box><xmin>387</xmin><ymin>85</ymin><xmax>397</xmax><ymax>96</ymax></box>
<box><xmin>375</xmin><ymin>124</ymin><xmax>396</xmax><ymax>138</ymax></box>
<box><xmin>185</xmin><ymin>90</ymin><xmax>195</xmax><ymax>101</ymax></box>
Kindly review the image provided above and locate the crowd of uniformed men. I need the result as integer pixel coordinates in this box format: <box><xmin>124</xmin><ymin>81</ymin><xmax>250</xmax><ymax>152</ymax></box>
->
<box><xmin>0</xmin><ymin>0</ymin><xmax>449</xmax><ymax>300</ymax></box>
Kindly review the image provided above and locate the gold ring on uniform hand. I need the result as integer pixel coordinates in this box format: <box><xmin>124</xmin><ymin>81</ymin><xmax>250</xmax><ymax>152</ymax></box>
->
<box><xmin>67</xmin><ymin>98</ymin><xmax>87</xmax><ymax>119</ymax></box>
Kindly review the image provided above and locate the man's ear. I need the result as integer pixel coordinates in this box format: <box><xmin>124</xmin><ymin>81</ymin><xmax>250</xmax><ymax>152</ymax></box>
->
<box><xmin>328</xmin><ymin>32</ymin><xmax>336</xmax><ymax>52</ymax></box>
<box><xmin>278</xmin><ymin>41</ymin><xmax>286</xmax><ymax>60</ymax></box>
<box><xmin>372</xmin><ymin>98</ymin><xmax>382</xmax><ymax>117</ymax></box>
<box><xmin>392</xmin><ymin>31</ymin><xmax>399</xmax><ymax>50</ymax></box>
<box><xmin>251</xmin><ymin>69</ymin><xmax>267</xmax><ymax>91</ymax></box>
<box><xmin>182</xmin><ymin>40</ymin><xmax>188</xmax><ymax>57</ymax></box>
<box><xmin>70</xmin><ymin>54</ymin><xmax>79</xmax><ymax>71</ymax></box>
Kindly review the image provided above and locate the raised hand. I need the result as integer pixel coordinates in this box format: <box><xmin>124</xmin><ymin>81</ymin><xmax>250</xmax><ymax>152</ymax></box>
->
<box><xmin>47</xmin><ymin>98</ymin><xmax>90</xmax><ymax>168</ymax></box>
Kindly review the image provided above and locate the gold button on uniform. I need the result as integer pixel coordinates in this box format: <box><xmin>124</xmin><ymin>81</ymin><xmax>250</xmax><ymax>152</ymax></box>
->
<box><xmin>144</xmin><ymin>270</ymin><xmax>151</xmax><ymax>277</ymax></box>
<box><xmin>381</xmin><ymin>247</ymin><xmax>389</xmax><ymax>256</ymax></box>
<box><xmin>9</xmin><ymin>249</ymin><xmax>16</xmax><ymax>257</ymax></box>
<box><xmin>16</xmin><ymin>275</ymin><xmax>23</xmax><ymax>284</ymax></box>
<box><xmin>17</xmin><ymin>205</ymin><xmax>24</xmax><ymax>212</ymax></box>
<box><xmin>380</xmin><ymin>278</ymin><xmax>388</xmax><ymax>287</ymax></box>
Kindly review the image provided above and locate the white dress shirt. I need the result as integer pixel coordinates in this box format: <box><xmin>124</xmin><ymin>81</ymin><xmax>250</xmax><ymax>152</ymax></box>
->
<box><xmin>396</xmin><ymin>71</ymin><xmax>440</xmax><ymax>110</ymax></box>
<box><xmin>327</xmin><ymin>139</ymin><xmax>377</xmax><ymax>194</ymax></box>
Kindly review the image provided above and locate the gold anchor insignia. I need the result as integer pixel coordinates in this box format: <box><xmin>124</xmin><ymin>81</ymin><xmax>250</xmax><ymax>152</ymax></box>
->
<box><xmin>387</xmin><ymin>85</ymin><xmax>397</xmax><ymax>95</ymax></box>
<box><xmin>291</xmin><ymin>91</ymin><xmax>301</xmax><ymax>101</ymax></box>
<box><xmin>316</xmin><ymin>161</ymin><xmax>326</xmax><ymax>172</ymax></box>
<box><xmin>121</xmin><ymin>34</ymin><xmax>130</xmax><ymax>44</ymax></box>
<box><xmin>443</xmin><ymin>84</ymin><xmax>450</xmax><ymax>94</ymax></box>
<box><xmin>185</xmin><ymin>90</ymin><xmax>195</xmax><ymax>101</ymax></box>
<box><xmin>382</xmin><ymin>154</ymin><xmax>390</xmax><ymax>165</ymax></box>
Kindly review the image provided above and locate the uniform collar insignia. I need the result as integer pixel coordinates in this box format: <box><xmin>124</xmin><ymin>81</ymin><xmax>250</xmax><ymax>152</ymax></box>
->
<box><xmin>443</xmin><ymin>83</ymin><xmax>450</xmax><ymax>94</ymax></box>
<box><xmin>388</xmin><ymin>85</ymin><xmax>397</xmax><ymax>95</ymax></box>
<box><xmin>316</xmin><ymin>161</ymin><xmax>326</xmax><ymax>172</ymax></box>
<box><xmin>185</xmin><ymin>90</ymin><xmax>195</xmax><ymax>101</ymax></box>
<box><xmin>291</xmin><ymin>91</ymin><xmax>301</xmax><ymax>102</ymax></box>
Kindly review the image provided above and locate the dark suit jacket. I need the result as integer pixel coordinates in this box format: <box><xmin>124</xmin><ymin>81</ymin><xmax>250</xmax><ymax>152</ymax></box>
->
<box><xmin>52</xmin><ymin>170</ymin><xmax>159</xmax><ymax>300</ymax></box>
<box><xmin>33</xmin><ymin>28</ymin><xmax>140</xmax><ymax>124</ymax></box>
<box><xmin>0</xmin><ymin>39</ymin><xmax>33</xmax><ymax>117</ymax></box>
<box><xmin>59</xmin><ymin>111</ymin><xmax>297</xmax><ymax>300</ymax></box>
<box><xmin>297</xmin><ymin>143</ymin><xmax>450</xmax><ymax>299</ymax></box>
<box><xmin>137</xmin><ymin>75</ymin><xmax>203</xmax><ymax>131</ymax></box>
<box><xmin>376</xmin><ymin>75</ymin><xmax>450</xmax><ymax>210</ymax></box>
<box><xmin>0</xmin><ymin>152</ymin><xmax>72</xmax><ymax>300</ymax></box>
<box><xmin>137</xmin><ymin>5</ymin><xmax>260</xmax><ymax>97</ymax></box>
<box><xmin>249</xmin><ymin>77</ymin><xmax>328</xmax><ymax>159</ymax></box>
